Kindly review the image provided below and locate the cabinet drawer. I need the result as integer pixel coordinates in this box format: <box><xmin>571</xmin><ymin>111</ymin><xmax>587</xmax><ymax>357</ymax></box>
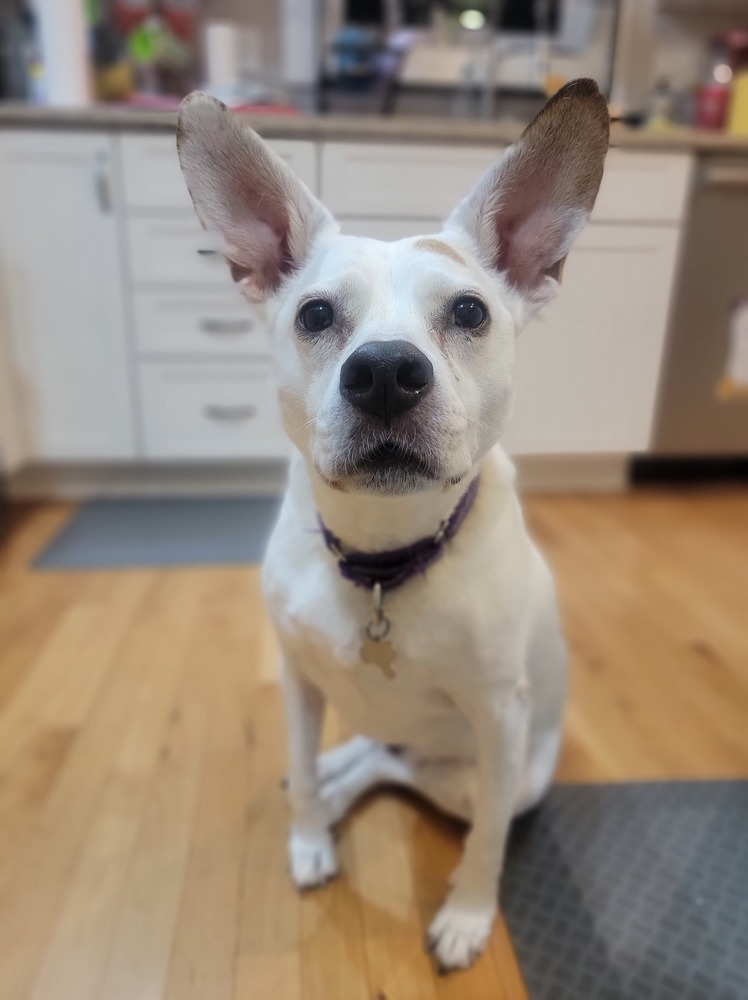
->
<box><xmin>127</xmin><ymin>215</ymin><xmax>233</xmax><ymax>286</ymax></box>
<box><xmin>321</xmin><ymin>143</ymin><xmax>501</xmax><ymax>218</ymax></box>
<box><xmin>593</xmin><ymin>151</ymin><xmax>693</xmax><ymax>223</ymax></box>
<box><xmin>139</xmin><ymin>363</ymin><xmax>288</xmax><ymax>459</ymax></box>
<box><xmin>134</xmin><ymin>292</ymin><xmax>269</xmax><ymax>356</ymax></box>
<box><xmin>322</xmin><ymin>143</ymin><xmax>692</xmax><ymax>226</ymax></box>
<box><xmin>120</xmin><ymin>135</ymin><xmax>318</xmax><ymax>209</ymax></box>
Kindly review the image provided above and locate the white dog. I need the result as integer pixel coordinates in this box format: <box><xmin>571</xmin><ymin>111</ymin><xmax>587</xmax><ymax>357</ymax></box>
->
<box><xmin>178</xmin><ymin>80</ymin><xmax>609</xmax><ymax>972</ymax></box>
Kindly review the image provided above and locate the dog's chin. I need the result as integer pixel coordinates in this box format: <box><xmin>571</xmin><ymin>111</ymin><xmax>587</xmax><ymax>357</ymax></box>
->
<box><xmin>325</xmin><ymin>441</ymin><xmax>444</xmax><ymax>496</ymax></box>
<box><xmin>348</xmin><ymin>466</ymin><xmax>437</xmax><ymax>496</ymax></box>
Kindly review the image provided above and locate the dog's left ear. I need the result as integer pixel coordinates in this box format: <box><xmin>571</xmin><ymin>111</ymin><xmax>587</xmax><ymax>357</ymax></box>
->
<box><xmin>177</xmin><ymin>93</ymin><xmax>336</xmax><ymax>301</ymax></box>
<box><xmin>446</xmin><ymin>79</ymin><xmax>609</xmax><ymax>308</ymax></box>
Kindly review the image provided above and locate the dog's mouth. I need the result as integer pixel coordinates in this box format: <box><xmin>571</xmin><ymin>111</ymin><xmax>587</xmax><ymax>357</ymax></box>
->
<box><xmin>328</xmin><ymin>437</ymin><xmax>441</xmax><ymax>494</ymax></box>
<box><xmin>359</xmin><ymin>440</ymin><xmax>437</xmax><ymax>477</ymax></box>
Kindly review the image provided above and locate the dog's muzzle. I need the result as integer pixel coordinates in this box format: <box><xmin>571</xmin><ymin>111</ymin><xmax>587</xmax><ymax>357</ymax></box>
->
<box><xmin>340</xmin><ymin>340</ymin><xmax>433</xmax><ymax>423</ymax></box>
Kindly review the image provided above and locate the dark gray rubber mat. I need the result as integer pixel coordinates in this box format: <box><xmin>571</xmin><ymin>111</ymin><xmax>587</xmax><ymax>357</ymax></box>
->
<box><xmin>32</xmin><ymin>497</ymin><xmax>282</xmax><ymax>569</ymax></box>
<box><xmin>503</xmin><ymin>781</ymin><xmax>748</xmax><ymax>1000</ymax></box>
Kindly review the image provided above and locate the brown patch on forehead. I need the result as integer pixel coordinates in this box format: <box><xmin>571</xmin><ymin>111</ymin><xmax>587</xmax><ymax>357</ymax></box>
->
<box><xmin>414</xmin><ymin>238</ymin><xmax>466</xmax><ymax>267</ymax></box>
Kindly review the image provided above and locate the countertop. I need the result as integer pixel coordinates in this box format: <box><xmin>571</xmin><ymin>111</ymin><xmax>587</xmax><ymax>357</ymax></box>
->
<box><xmin>1</xmin><ymin>101</ymin><xmax>748</xmax><ymax>155</ymax></box>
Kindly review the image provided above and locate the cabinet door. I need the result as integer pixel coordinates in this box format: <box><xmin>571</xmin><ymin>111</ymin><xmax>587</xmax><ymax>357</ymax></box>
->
<box><xmin>0</xmin><ymin>131</ymin><xmax>134</xmax><ymax>460</ymax></box>
<box><xmin>503</xmin><ymin>224</ymin><xmax>681</xmax><ymax>455</ymax></box>
<box><xmin>0</xmin><ymin>316</ymin><xmax>24</xmax><ymax>472</ymax></box>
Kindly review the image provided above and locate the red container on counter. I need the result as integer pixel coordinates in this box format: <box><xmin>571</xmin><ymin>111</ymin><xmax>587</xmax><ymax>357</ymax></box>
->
<box><xmin>695</xmin><ymin>81</ymin><xmax>732</xmax><ymax>130</ymax></box>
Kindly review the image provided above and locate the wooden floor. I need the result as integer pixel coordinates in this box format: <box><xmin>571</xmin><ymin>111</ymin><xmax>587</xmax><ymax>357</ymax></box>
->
<box><xmin>0</xmin><ymin>489</ymin><xmax>746</xmax><ymax>1000</ymax></box>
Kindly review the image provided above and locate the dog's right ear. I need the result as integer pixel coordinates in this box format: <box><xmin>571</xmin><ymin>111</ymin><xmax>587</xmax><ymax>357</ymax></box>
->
<box><xmin>177</xmin><ymin>93</ymin><xmax>336</xmax><ymax>302</ymax></box>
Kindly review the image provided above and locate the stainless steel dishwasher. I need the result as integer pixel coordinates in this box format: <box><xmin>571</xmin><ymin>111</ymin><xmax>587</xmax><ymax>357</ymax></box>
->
<box><xmin>653</xmin><ymin>157</ymin><xmax>748</xmax><ymax>454</ymax></box>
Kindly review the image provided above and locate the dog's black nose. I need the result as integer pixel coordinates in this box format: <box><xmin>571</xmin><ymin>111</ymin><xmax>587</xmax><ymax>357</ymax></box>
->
<box><xmin>340</xmin><ymin>340</ymin><xmax>433</xmax><ymax>422</ymax></box>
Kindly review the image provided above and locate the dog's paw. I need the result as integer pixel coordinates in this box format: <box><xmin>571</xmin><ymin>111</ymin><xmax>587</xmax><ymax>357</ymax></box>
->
<box><xmin>426</xmin><ymin>899</ymin><xmax>496</xmax><ymax>972</ymax></box>
<box><xmin>288</xmin><ymin>828</ymin><xmax>339</xmax><ymax>890</ymax></box>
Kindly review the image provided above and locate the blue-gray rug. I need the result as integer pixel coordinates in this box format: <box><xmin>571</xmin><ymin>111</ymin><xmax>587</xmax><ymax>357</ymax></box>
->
<box><xmin>33</xmin><ymin>497</ymin><xmax>282</xmax><ymax>569</ymax></box>
<box><xmin>503</xmin><ymin>781</ymin><xmax>748</xmax><ymax>1000</ymax></box>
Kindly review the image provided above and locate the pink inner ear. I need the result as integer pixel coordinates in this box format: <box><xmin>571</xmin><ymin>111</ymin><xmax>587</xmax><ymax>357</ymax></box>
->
<box><xmin>224</xmin><ymin>200</ymin><xmax>292</xmax><ymax>296</ymax></box>
<box><xmin>484</xmin><ymin>129</ymin><xmax>594</xmax><ymax>295</ymax></box>
<box><xmin>497</xmin><ymin>204</ymin><xmax>574</xmax><ymax>292</ymax></box>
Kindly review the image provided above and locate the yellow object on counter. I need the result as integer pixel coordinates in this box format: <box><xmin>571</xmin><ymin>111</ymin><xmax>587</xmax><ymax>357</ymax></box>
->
<box><xmin>543</xmin><ymin>73</ymin><xmax>567</xmax><ymax>98</ymax></box>
<box><xmin>94</xmin><ymin>61</ymin><xmax>134</xmax><ymax>103</ymax></box>
<box><xmin>728</xmin><ymin>70</ymin><xmax>748</xmax><ymax>136</ymax></box>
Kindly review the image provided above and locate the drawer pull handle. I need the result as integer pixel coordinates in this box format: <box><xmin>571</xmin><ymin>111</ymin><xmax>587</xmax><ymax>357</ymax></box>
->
<box><xmin>93</xmin><ymin>151</ymin><xmax>112</xmax><ymax>214</ymax></box>
<box><xmin>203</xmin><ymin>403</ymin><xmax>258</xmax><ymax>422</ymax></box>
<box><xmin>199</xmin><ymin>318</ymin><xmax>253</xmax><ymax>335</ymax></box>
<box><xmin>197</xmin><ymin>248</ymin><xmax>218</xmax><ymax>256</ymax></box>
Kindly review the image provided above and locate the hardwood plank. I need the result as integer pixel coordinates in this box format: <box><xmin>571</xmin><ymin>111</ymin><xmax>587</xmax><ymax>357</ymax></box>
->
<box><xmin>97</xmin><ymin>696</ymin><xmax>206</xmax><ymax>1000</ymax></box>
<box><xmin>234</xmin><ymin>684</ymin><xmax>302</xmax><ymax>1000</ymax></box>
<box><xmin>164</xmin><ymin>571</ymin><xmax>259</xmax><ymax>1000</ymax></box>
<box><xmin>347</xmin><ymin>796</ymin><xmax>439</xmax><ymax>1000</ymax></box>
<box><xmin>526</xmin><ymin>489</ymin><xmax>748</xmax><ymax>781</ymax></box>
<box><xmin>0</xmin><ymin>572</ymin><xmax>199</xmax><ymax>1000</ymax></box>
<box><xmin>29</xmin><ymin>577</ymin><xmax>201</xmax><ymax>1000</ymax></box>
<box><xmin>298</xmin><ymin>833</ymin><xmax>370</xmax><ymax>1000</ymax></box>
<box><xmin>97</xmin><ymin>573</ymin><xmax>227</xmax><ymax>1000</ymax></box>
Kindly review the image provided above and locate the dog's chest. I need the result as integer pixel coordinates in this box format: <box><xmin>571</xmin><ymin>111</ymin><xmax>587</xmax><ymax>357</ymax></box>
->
<box><xmin>268</xmin><ymin>559</ymin><xmax>488</xmax><ymax>752</ymax></box>
<box><xmin>305</xmin><ymin>629</ymin><xmax>474</xmax><ymax>753</ymax></box>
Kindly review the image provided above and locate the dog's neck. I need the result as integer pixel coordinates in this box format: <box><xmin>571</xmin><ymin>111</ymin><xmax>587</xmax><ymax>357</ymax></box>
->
<box><xmin>308</xmin><ymin>467</ymin><xmax>479</xmax><ymax>553</ymax></box>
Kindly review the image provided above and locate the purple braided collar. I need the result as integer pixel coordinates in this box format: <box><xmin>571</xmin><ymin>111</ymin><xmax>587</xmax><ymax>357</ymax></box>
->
<box><xmin>319</xmin><ymin>476</ymin><xmax>479</xmax><ymax>592</ymax></box>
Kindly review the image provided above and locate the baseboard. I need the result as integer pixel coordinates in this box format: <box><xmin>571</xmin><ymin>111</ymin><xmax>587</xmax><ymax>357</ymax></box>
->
<box><xmin>8</xmin><ymin>454</ymin><xmax>631</xmax><ymax>500</ymax></box>
<box><xmin>630</xmin><ymin>455</ymin><xmax>748</xmax><ymax>485</ymax></box>
<box><xmin>513</xmin><ymin>454</ymin><xmax>630</xmax><ymax>493</ymax></box>
<box><xmin>8</xmin><ymin>461</ymin><xmax>289</xmax><ymax>500</ymax></box>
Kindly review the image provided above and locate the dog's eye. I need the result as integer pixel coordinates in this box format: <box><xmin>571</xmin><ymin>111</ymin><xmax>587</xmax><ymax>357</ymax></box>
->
<box><xmin>299</xmin><ymin>299</ymin><xmax>334</xmax><ymax>333</ymax></box>
<box><xmin>453</xmin><ymin>296</ymin><xmax>487</xmax><ymax>330</ymax></box>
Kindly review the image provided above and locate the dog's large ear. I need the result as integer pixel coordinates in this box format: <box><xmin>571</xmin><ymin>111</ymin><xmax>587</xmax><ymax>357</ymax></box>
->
<box><xmin>177</xmin><ymin>93</ymin><xmax>336</xmax><ymax>301</ymax></box>
<box><xmin>445</xmin><ymin>79</ymin><xmax>609</xmax><ymax>308</ymax></box>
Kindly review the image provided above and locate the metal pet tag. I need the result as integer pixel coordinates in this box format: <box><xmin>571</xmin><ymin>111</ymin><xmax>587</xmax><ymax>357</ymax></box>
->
<box><xmin>360</xmin><ymin>632</ymin><xmax>396</xmax><ymax>678</ymax></box>
<box><xmin>360</xmin><ymin>583</ymin><xmax>396</xmax><ymax>678</ymax></box>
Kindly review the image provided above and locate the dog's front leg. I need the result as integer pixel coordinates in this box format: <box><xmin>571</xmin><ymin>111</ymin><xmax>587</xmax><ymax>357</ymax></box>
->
<box><xmin>280</xmin><ymin>658</ymin><xmax>338</xmax><ymax>889</ymax></box>
<box><xmin>428</xmin><ymin>680</ymin><xmax>529</xmax><ymax>972</ymax></box>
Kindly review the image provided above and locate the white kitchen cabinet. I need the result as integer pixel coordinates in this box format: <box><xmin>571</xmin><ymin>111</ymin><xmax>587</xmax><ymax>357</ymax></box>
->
<box><xmin>322</xmin><ymin>142</ymin><xmax>501</xmax><ymax>218</ymax></box>
<box><xmin>138</xmin><ymin>362</ymin><xmax>288</xmax><ymax>460</ymax></box>
<box><xmin>117</xmin><ymin>135</ymin><xmax>319</xmax><ymax>462</ymax></box>
<box><xmin>0</xmin><ymin>131</ymin><xmax>134</xmax><ymax>460</ymax></box>
<box><xmin>0</xmin><ymin>121</ymin><xmax>693</xmax><ymax>478</ymax></box>
<box><xmin>503</xmin><ymin>224</ymin><xmax>682</xmax><ymax>455</ymax></box>
<box><xmin>593</xmin><ymin>151</ymin><xmax>692</xmax><ymax>224</ymax></box>
<box><xmin>126</xmin><ymin>215</ymin><xmax>234</xmax><ymax>287</ymax></box>
<box><xmin>133</xmin><ymin>291</ymin><xmax>270</xmax><ymax>357</ymax></box>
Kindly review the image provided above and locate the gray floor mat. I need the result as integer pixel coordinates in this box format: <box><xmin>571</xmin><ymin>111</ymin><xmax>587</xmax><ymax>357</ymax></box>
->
<box><xmin>33</xmin><ymin>497</ymin><xmax>282</xmax><ymax>569</ymax></box>
<box><xmin>503</xmin><ymin>781</ymin><xmax>748</xmax><ymax>1000</ymax></box>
